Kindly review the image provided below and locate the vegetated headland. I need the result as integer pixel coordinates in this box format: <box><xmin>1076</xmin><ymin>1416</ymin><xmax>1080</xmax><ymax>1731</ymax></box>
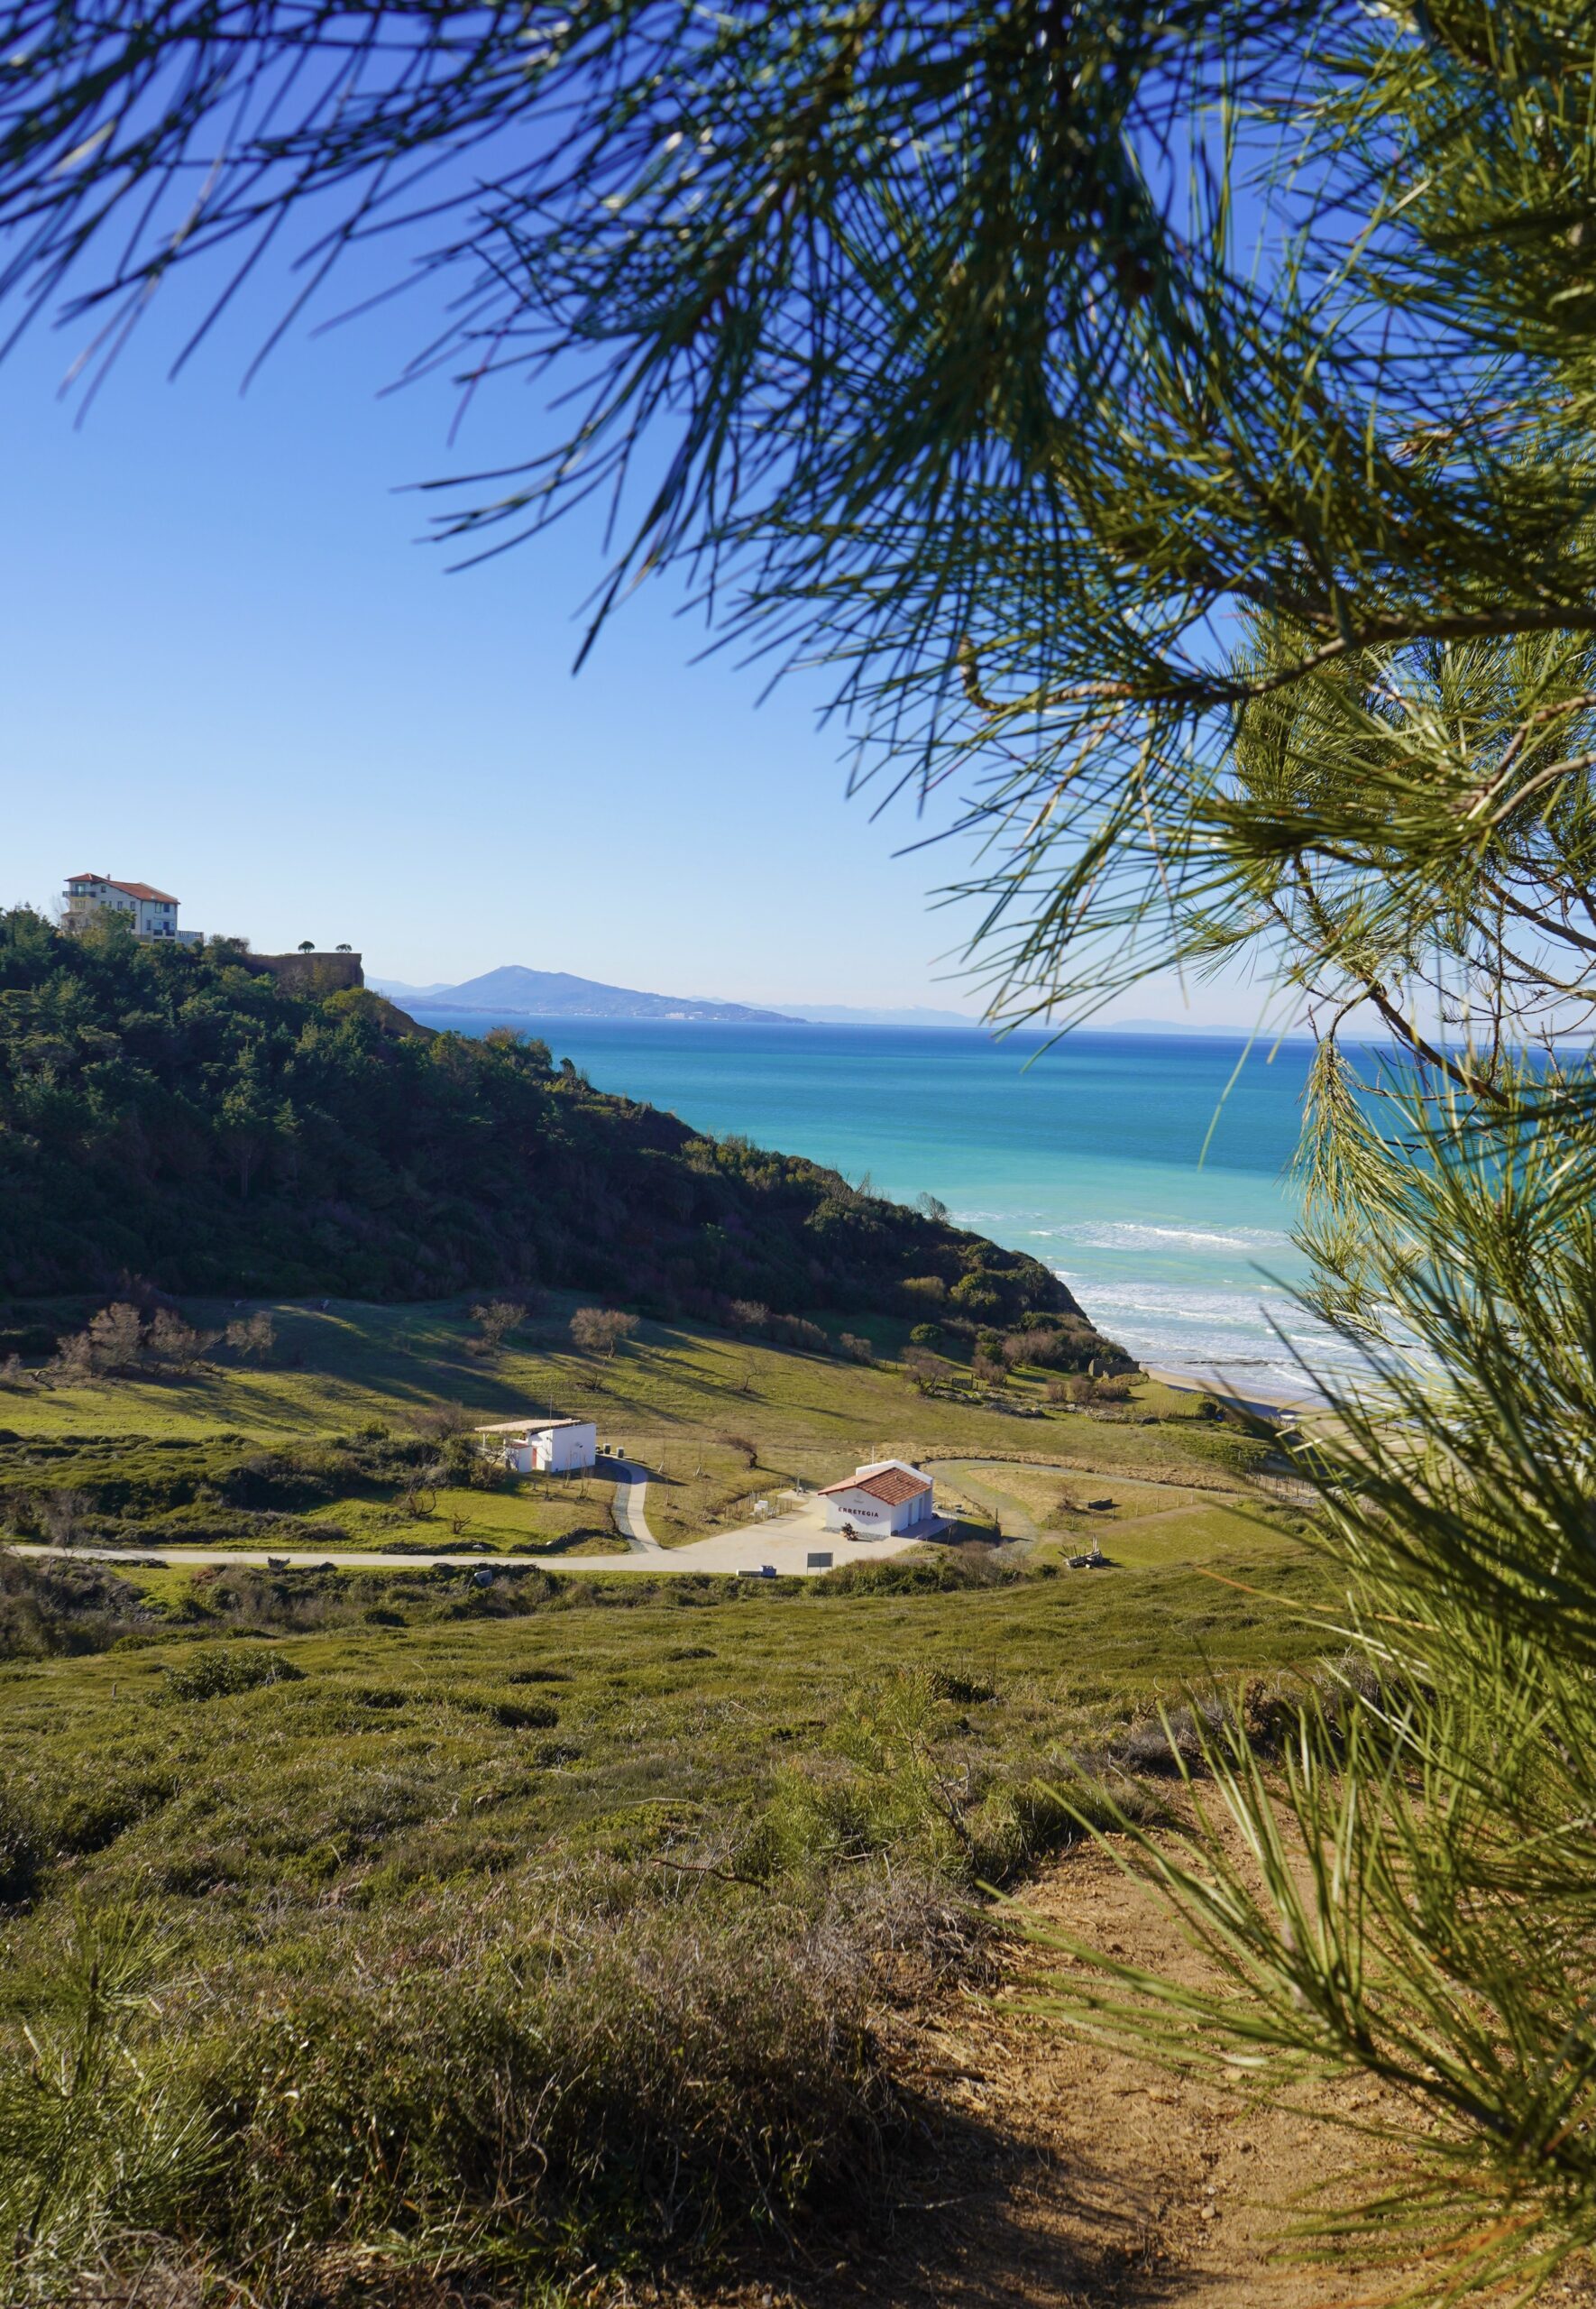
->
<box><xmin>0</xmin><ymin>906</ymin><xmax>1343</xmax><ymax>2306</ymax></box>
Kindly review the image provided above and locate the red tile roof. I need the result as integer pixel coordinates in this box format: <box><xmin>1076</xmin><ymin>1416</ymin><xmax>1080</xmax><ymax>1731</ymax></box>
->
<box><xmin>820</xmin><ymin>1467</ymin><xmax>931</xmax><ymax>1505</ymax></box>
<box><xmin>66</xmin><ymin>876</ymin><xmax>178</xmax><ymax>902</ymax></box>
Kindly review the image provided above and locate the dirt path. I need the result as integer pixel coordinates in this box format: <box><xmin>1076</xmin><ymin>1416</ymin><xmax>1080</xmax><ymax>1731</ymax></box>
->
<box><xmin>694</xmin><ymin>1844</ymin><xmax>1421</xmax><ymax>2309</ymax></box>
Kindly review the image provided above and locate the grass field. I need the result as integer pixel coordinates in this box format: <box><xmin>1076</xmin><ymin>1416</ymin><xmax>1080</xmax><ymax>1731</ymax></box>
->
<box><xmin>0</xmin><ymin>1293</ymin><xmax>1295</xmax><ymax>1560</ymax></box>
<box><xmin>0</xmin><ymin>1296</ymin><xmax>1336</xmax><ymax>2304</ymax></box>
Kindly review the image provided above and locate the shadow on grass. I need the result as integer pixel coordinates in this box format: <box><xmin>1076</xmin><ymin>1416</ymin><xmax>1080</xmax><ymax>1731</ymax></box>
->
<box><xmin>711</xmin><ymin>2080</ymin><xmax>1203</xmax><ymax>2309</ymax></box>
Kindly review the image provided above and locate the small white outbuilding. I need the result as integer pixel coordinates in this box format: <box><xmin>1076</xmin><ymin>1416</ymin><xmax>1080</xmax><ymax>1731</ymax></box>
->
<box><xmin>474</xmin><ymin>1416</ymin><xmax>597</xmax><ymax>1475</ymax></box>
<box><xmin>819</xmin><ymin>1458</ymin><xmax>936</xmax><ymax>1537</ymax></box>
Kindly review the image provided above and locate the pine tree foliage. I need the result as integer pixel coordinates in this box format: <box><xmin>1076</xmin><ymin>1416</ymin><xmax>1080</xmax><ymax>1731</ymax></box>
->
<box><xmin>7</xmin><ymin>2</ymin><xmax>1596</xmax><ymax>2294</ymax></box>
<box><xmin>1036</xmin><ymin>1085</ymin><xmax>1596</xmax><ymax>2295</ymax></box>
<box><xmin>6</xmin><ymin>2</ymin><xmax>1596</xmax><ymax>1037</ymax></box>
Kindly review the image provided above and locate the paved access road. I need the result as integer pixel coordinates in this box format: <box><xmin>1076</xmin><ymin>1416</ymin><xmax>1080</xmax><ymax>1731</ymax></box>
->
<box><xmin>9</xmin><ymin>1496</ymin><xmax>928</xmax><ymax>1578</ymax></box>
<box><xmin>596</xmin><ymin>1456</ymin><xmax>663</xmax><ymax>1553</ymax></box>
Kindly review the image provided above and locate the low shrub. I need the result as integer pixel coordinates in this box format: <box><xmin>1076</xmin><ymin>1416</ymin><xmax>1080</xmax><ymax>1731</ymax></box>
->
<box><xmin>0</xmin><ymin>1549</ymin><xmax>151</xmax><ymax>1659</ymax></box>
<box><xmin>814</xmin><ymin>1553</ymin><xmax>1018</xmax><ymax>1596</ymax></box>
<box><xmin>179</xmin><ymin>1900</ymin><xmax>903</xmax><ymax>2288</ymax></box>
<box><xmin>486</xmin><ymin>1697</ymin><xmax>559</xmax><ymax>1731</ymax></box>
<box><xmin>927</xmin><ymin>1666</ymin><xmax>996</xmax><ymax>1706</ymax></box>
<box><xmin>1178</xmin><ymin>1425</ymin><xmax>1279</xmax><ymax>1476</ymax></box>
<box><xmin>160</xmin><ymin>1646</ymin><xmax>307</xmax><ymax>1702</ymax></box>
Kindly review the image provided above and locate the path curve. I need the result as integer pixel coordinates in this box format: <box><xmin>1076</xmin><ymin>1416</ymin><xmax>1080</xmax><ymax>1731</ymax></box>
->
<box><xmin>603</xmin><ymin>1458</ymin><xmax>663</xmax><ymax>1554</ymax></box>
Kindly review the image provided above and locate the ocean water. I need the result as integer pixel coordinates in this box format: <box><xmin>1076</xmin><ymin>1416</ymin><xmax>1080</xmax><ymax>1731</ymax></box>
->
<box><xmin>408</xmin><ymin>1009</ymin><xmax>1357</xmax><ymax>1396</ymax></box>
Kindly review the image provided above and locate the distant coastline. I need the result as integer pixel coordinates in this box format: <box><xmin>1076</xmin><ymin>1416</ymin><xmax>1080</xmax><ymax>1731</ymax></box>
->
<box><xmin>376</xmin><ymin>968</ymin><xmax>1344</xmax><ymax>1039</ymax></box>
<box><xmin>399</xmin><ymin>1009</ymin><xmax>1358</xmax><ymax>1398</ymax></box>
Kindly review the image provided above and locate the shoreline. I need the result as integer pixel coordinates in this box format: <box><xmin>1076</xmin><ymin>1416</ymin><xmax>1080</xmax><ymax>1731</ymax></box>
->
<box><xmin>1142</xmin><ymin>1361</ymin><xmax>1327</xmax><ymax>1421</ymax></box>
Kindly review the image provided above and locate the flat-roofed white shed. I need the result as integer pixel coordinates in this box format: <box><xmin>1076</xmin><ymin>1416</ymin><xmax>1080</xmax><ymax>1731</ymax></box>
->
<box><xmin>474</xmin><ymin>1417</ymin><xmax>597</xmax><ymax>1475</ymax></box>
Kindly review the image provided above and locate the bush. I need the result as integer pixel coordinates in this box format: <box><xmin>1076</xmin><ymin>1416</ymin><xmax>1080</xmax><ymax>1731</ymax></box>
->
<box><xmin>1179</xmin><ymin>1425</ymin><xmax>1277</xmax><ymax>1476</ymax></box>
<box><xmin>469</xmin><ymin>1298</ymin><xmax>527</xmax><ymax>1355</ymax></box>
<box><xmin>0</xmin><ymin>1550</ymin><xmax>151</xmax><ymax>1659</ymax></box>
<box><xmin>483</xmin><ymin>1696</ymin><xmax>559</xmax><ymax>1730</ymax></box>
<box><xmin>223</xmin><ymin>1310</ymin><xmax>277</xmax><ymax>1362</ymax></box>
<box><xmin>160</xmin><ymin>1646</ymin><xmax>307</xmax><ymax>1702</ymax></box>
<box><xmin>185</xmin><ymin>1902</ymin><xmax>903</xmax><ymax>2283</ymax></box>
<box><xmin>839</xmin><ymin>1332</ymin><xmax>874</xmax><ymax>1364</ymax></box>
<box><xmin>902</xmin><ymin>1345</ymin><xmax>951</xmax><ymax>1393</ymax></box>
<box><xmin>815</xmin><ymin>1554</ymin><xmax>1017</xmax><ymax>1596</ymax></box>
<box><xmin>927</xmin><ymin>1667</ymin><xmax>995</xmax><ymax>1706</ymax></box>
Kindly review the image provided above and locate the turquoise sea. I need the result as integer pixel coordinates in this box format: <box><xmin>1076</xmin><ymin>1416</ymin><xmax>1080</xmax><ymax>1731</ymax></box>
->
<box><xmin>408</xmin><ymin>1010</ymin><xmax>1361</xmax><ymax>1397</ymax></box>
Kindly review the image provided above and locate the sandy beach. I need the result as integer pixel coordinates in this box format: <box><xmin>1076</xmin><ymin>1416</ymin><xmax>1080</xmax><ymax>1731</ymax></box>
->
<box><xmin>1143</xmin><ymin>1362</ymin><xmax>1328</xmax><ymax>1420</ymax></box>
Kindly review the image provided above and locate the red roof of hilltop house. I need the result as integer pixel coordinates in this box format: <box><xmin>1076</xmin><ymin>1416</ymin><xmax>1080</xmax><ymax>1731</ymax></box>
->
<box><xmin>820</xmin><ymin>1467</ymin><xmax>931</xmax><ymax>1505</ymax></box>
<box><xmin>68</xmin><ymin>876</ymin><xmax>179</xmax><ymax>903</ymax></box>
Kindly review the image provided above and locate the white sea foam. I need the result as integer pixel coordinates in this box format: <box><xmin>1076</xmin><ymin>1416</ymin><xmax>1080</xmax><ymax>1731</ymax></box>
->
<box><xmin>1031</xmin><ymin>1219</ymin><xmax>1295</xmax><ymax>1254</ymax></box>
<box><xmin>1050</xmin><ymin>1267</ymin><xmax>1362</xmax><ymax>1395</ymax></box>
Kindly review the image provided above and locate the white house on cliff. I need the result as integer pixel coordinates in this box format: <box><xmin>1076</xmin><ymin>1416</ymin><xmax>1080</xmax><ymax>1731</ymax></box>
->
<box><xmin>62</xmin><ymin>875</ymin><xmax>199</xmax><ymax>943</ymax></box>
<box><xmin>819</xmin><ymin>1459</ymin><xmax>937</xmax><ymax>1537</ymax></box>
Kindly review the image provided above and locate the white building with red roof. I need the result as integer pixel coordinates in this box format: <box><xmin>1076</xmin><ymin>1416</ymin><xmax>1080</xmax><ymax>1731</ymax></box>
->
<box><xmin>62</xmin><ymin>874</ymin><xmax>198</xmax><ymax>944</ymax></box>
<box><xmin>819</xmin><ymin>1458</ymin><xmax>937</xmax><ymax>1537</ymax></box>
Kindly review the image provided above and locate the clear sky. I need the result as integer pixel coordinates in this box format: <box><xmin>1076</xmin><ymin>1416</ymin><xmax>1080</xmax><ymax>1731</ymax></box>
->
<box><xmin>1</xmin><ymin>245</ymin><xmax>1268</xmax><ymax>1024</ymax></box>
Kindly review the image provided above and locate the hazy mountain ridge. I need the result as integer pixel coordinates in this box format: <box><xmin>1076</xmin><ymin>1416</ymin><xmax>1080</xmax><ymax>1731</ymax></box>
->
<box><xmin>372</xmin><ymin>965</ymin><xmax>793</xmax><ymax>1024</ymax></box>
<box><xmin>371</xmin><ymin>971</ymin><xmax>991</xmax><ymax>1029</ymax></box>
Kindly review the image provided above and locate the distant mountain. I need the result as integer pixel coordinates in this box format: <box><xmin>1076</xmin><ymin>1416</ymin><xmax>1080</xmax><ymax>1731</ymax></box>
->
<box><xmin>364</xmin><ymin>978</ymin><xmax>455</xmax><ymax>1004</ymax></box>
<box><xmin>372</xmin><ymin>965</ymin><xmax>794</xmax><ymax>1025</ymax></box>
<box><xmin>782</xmin><ymin>1003</ymin><xmax>986</xmax><ymax>1029</ymax></box>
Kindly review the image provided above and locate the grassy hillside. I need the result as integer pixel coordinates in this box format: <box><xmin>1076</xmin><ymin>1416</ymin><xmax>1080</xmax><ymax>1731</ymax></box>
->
<box><xmin>0</xmin><ymin>1293</ymin><xmax>1334</xmax><ymax>2301</ymax></box>
<box><xmin>0</xmin><ymin>1543</ymin><xmax>1332</xmax><ymax>2302</ymax></box>
<box><xmin>0</xmin><ymin>911</ymin><xmax>1124</xmax><ymax>1375</ymax></box>
<box><xmin>0</xmin><ymin>1293</ymin><xmax>1300</xmax><ymax>1560</ymax></box>
<box><xmin>0</xmin><ymin>943</ymin><xmax>1324</xmax><ymax>2304</ymax></box>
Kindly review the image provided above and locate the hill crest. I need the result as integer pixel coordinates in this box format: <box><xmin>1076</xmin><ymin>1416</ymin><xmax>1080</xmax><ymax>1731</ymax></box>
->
<box><xmin>376</xmin><ymin>964</ymin><xmax>793</xmax><ymax>1025</ymax></box>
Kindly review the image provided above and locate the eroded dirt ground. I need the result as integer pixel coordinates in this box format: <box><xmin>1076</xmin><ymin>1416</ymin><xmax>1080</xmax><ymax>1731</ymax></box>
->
<box><xmin>681</xmin><ymin>1844</ymin><xmax>1596</xmax><ymax>2309</ymax></box>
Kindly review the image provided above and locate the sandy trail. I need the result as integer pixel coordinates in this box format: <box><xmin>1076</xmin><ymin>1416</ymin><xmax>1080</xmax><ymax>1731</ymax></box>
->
<box><xmin>689</xmin><ymin>1841</ymin><xmax>1472</xmax><ymax>2309</ymax></box>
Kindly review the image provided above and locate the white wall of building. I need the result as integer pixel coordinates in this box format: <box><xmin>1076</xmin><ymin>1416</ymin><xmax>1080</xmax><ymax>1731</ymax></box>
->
<box><xmin>64</xmin><ymin>879</ymin><xmax>188</xmax><ymax>941</ymax></box>
<box><xmin>495</xmin><ymin>1421</ymin><xmax>598</xmax><ymax>1475</ymax></box>
<box><xmin>541</xmin><ymin>1421</ymin><xmax>597</xmax><ymax>1473</ymax></box>
<box><xmin>821</xmin><ymin>1462</ymin><xmax>936</xmax><ymax>1536</ymax></box>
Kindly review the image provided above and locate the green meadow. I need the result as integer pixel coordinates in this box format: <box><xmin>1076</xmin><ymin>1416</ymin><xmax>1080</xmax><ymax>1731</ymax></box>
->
<box><xmin>0</xmin><ymin>1297</ymin><xmax>1332</xmax><ymax>2303</ymax></box>
<box><xmin>0</xmin><ymin>1292</ymin><xmax>1293</xmax><ymax>1559</ymax></box>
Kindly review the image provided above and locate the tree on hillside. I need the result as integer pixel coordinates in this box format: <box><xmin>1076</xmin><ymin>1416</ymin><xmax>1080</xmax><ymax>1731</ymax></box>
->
<box><xmin>569</xmin><ymin>1308</ymin><xmax>638</xmax><ymax>1360</ymax></box>
<box><xmin>224</xmin><ymin>1311</ymin><xmax>277</xmax><ymax>1363</ymax></box>
<box><xmin>470</xmin><ymin>1299</ymin><xmax>527</xmax><ymax>1357</ymax></box>
<box><xmin>5</xmin><ymin>4</ymin><xmax>1596</xmax><ymax>2289</ymax></box>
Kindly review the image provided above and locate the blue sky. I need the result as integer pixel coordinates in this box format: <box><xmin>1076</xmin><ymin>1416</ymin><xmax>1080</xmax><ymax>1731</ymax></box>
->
<box><xmin>1</xmin><ymin>249</ymin><xmax>1265</xmax><ymax>1023</ymax></box>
